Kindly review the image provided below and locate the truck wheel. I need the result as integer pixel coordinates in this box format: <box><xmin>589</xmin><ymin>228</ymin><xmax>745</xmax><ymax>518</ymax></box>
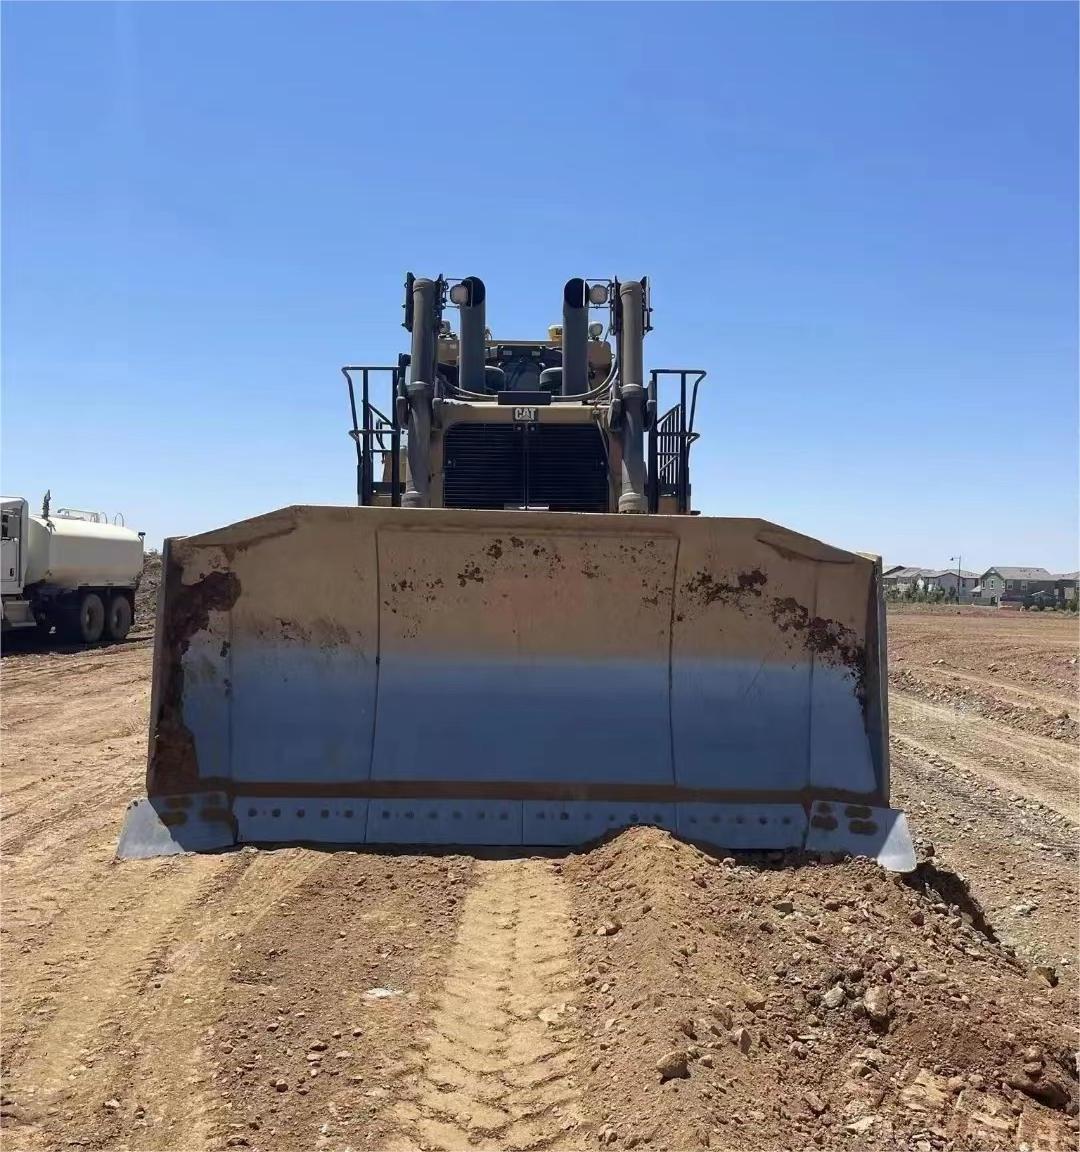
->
<box><xmin>105</xmin><ymin>594</ymin><xmax>133</xmax><ymax>642</ymax></box>
<box><xmin>62</xmin><ymin>591</ymin><xmax>105</xmax><ymax>645</ymax></box>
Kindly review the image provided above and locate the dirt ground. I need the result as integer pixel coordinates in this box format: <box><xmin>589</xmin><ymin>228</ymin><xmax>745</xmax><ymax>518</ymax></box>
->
<box><xmin>1</xmin><ymin>609</ymin><xmax>1077</xmax><ymax>1151</ymax></box>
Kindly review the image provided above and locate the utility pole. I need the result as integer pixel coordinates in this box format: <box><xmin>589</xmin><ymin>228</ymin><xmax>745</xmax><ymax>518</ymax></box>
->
<box><xmin>950</xmin><ymin>555</ymin><xmax>962</xmax><ymax>603</ymax></box>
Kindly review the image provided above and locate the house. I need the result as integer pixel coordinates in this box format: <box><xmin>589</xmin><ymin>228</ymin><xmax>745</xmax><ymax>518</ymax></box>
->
<box><xmin>919</xmin><ymin>569</ymin><xmax>980</xmax><ymax>602</ymax></box>
<box><xmin>881</xmin><ymin>566</ymin><xmax>928</xmax><ymax>595</ymax></box>
<box><xmin>973</xmin><ymin>567</ymin><xmax>1056</xmax><ymax>606</ymax></box>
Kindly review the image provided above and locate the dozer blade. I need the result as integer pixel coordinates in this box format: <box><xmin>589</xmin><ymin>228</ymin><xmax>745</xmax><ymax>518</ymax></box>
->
<box><xmin>118</xmin><ymin>505</ymin><xmax>914</xmax><ymax>871</ymax></box>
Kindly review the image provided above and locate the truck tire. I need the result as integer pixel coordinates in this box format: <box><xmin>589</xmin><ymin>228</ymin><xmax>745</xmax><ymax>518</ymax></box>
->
<box><xmin>105</xmin><ymin>593</ymin><xmax>133</xmax><ymax>642</ymax></box>
<box><xmin>60</xmin><ymin>591</ymin><xmax>106</xmax><ymax>645</ymax></box>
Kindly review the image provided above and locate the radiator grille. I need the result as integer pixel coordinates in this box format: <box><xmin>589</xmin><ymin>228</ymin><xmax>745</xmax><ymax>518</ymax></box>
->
<box><xmin>442</xmin><ymin>423</ymin><xmax>609</xmax><ymax>512</ymax></box>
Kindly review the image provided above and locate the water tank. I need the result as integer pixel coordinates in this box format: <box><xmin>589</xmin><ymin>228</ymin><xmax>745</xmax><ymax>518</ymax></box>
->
<box><xmin>24</xmin><ymin>514</ymin><xmax>144</xmax><ymax>589</ymax></box>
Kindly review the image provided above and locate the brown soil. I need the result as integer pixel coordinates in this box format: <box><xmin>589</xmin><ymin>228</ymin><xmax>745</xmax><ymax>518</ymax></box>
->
<box><xmin>888</xmin><ymin>608</ymin><xmax>1079</xmax><ymax>701</ymax></box>
<box><xmin>1</xmin><ymin>611</ymin><xmax>1076</xmax><ymax>1151</ymax></box>
<box><xmin>562</xmin><ymin>827</ymin><xmax>1077</xmax><ymax>1151</ymax></box>
<box><xmin>134</xmin><ymin>549</ymin><xmax>163</xmax><ymax>635</ymax></box>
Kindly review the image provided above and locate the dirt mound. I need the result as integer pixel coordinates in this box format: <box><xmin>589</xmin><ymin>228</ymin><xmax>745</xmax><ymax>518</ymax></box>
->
<box><xmin>133</xmin><ymin>549</ymin><xmax>162</xmax><ymax>632</ymax></box>
<box><xmin>891</xmin><ymin>667</ymin><xmax>1078</xmax><ymax>743</ymax></box>
<box><xmin>561</xmin><ymin>827</ymin><xmax>1077</xmax><ymax>1151</ymax></box>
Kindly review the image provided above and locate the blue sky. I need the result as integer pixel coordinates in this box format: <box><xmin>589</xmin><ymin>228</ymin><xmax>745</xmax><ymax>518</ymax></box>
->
<box><xmin>3</xmin><ymin>2</ymin><xmax>1077</xmax><ymax>572</ymax></box>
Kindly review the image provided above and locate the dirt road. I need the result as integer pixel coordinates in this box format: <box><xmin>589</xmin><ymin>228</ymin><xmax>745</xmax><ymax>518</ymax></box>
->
<box><xmin>1</xmin><ymin>609</ymin><xmax>1076</xmax><ymax>1150</ymax></box>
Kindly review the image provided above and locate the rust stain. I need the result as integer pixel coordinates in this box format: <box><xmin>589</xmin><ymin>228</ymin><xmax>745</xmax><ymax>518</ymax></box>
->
<box><xmin>769</xmin><ymin>596</ymin><xmax>867</xmax><ymax>706</ymax></box>
<box><xmin>682</xmin><ymin>567</ymin><xmax>868</xmax><ymax>709</ymax></box>
<box><xmin>848</xmin><ymin>818</ymin><xmax>879</xmax><ymax>836</ymax></box>
<box><xmin>148</xmin><ymin>562</ymin><xmax>240</xmax><ymax>797</ymax></box>
<box><xmin>486</xmin><ymin>540</ymin><xmax>504</xmax><ymax>560</ymax></box>
<box><xmin>457</xmin><ymin>563</ymin><xmax>484</xmax><ymax>587</ymax></box>
<box><xmin>684</xmin><ymin>568</ymin><xmax>767</xmax><ymax>606</ymax></box>
<box><xmin>274</xmin><ymin>617</ymin><xmax>311</xmax><ymax>643</ymax></box>
<box><xmin>810</xmin><ymin>813</ymin><xmax>839</xmax><ymax>831</ymax></box>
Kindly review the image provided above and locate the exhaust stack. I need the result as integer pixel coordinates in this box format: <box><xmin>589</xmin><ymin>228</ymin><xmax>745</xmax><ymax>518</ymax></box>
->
<box><xmin>457</xmin><ymin>276</ymin><xmax>487</xmax><ymax>393</ymax></box>
<box><xmin>617</xmin><ymin>279</ymin><xmax>648</xmax><ymax>513</ymax></box>
<box><xmin>561</xmin><ymin>277</ymin><xmax>589</xmax><ymax>396</ymax></box>
<box><xmin>403</xmin><ymin>275</ymin><xmax>440</xmax><ymax>508</ymax></box>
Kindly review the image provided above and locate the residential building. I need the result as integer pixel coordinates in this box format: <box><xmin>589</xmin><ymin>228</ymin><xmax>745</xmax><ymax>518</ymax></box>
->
<box><xmin>881</xmin><ymin>566</ymin><xmax>927</xmax><ymax>595</ymax></box>
<box><xmin>973</xmin><ymin>567</ymin><xmax>1056</xmax><ymax>606</ymax></box>
<box><xmin>919</xmin><ymin>569</ymin><xmax>980</xmax><ymax>602</ymax></box>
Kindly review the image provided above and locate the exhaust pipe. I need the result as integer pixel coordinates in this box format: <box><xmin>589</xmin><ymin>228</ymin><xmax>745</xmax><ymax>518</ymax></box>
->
<box><xmin>403</xmin><ymin>276</ymin><xmax>440</xmax><ymax>508</ymax></box>
<box><xmin>457</xmin><ymin>276</ymin><xmax>487</xmax><ymax>393</ymax></box>
<box><xmin>561</xmin><ymin>277</ymin><xmax>589</xmax><ymax>396</ymax></box>
<box><xmin>617</xmin><ymin>279</ymin><xmax>648</xmax><ymax>513</ymax></box>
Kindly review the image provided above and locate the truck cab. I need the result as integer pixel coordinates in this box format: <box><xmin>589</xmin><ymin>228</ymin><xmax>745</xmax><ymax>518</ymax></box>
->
<box><xmin>1</xmin><ymin>498</ymin><xmax>29</xmax><ymax>602</ymax></box>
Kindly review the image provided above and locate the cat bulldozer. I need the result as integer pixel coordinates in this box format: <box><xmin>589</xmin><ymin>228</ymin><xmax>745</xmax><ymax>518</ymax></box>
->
<box><xmin>119</xmin><ymin>275</ymin><xmax>914</xmax><ymax>871</ymax></box>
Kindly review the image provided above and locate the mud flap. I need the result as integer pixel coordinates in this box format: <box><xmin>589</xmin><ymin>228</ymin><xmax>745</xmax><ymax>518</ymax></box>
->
<box><xmin>117</xmin><ymin>793</ymin><xmax>235</xmax><ymax>859</ymax></box>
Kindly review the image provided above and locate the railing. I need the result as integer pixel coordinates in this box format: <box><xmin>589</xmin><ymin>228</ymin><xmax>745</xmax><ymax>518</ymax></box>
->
<box><xmin>342</xmin><ymin>365</ymin><xmax>404</xmax><ymax>507</ymax></box>
<box><xmin>344</xmin><ymin>362</ymin><xmax>704</xmax><ymax>513</ymax></box>
<box><xmin>56</xmin><ymin>507</ymin><xmax>106</xmax><ymax>524</ymax></box>
<box><xmin>646</xmin><ymin>369</ymin><xmax>705</xmax><ymax>515</ymax></box>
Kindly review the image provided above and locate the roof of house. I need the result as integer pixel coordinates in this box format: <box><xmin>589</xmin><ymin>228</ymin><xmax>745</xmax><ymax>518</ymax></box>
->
<box><xmin>982</xmin><ymin>567</ymin><xmax>1054</xmax><ymax>581</ymax></box>
<box><xmin>922</xmin><ymin>569</ymin><xmax>979</xmax><ymax>580</ymax></box>
<box><xmin>882</xmin><ymin>567</ymin><xmax>928</xmax><ymax>579</ymax></box>
<box><xmin>1053</xmin><ymin>571</ymin><xmax>1079</xmax><ymax>581</ymax></box>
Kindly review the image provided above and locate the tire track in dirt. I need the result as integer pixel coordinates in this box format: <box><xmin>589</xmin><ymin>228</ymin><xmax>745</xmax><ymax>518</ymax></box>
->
<box><xmin>2</xmin><ymin>765</ymin><xmax>147</xmax><ymax>956</ymax></box>
<box><xmin>388</xmin><ymin>858</ymin><xmax>586</xmax><ymax>1152</ymax></box>
<box><xmin>1</xmin><ymin>776</ymin><xmax>137</xmax><ymax>856</ymax></box>
<box><xmin>902</xmin><ymin>663</ymin><xmax>1078</xmax><ymax>715</ymax></box>
<box><xmin>1</xmin><ymin>849</ymin><xmax>330</xmax><ymax>1151</ymax></box>
<box><xmin>76</xmin><ymin>849</ymin><xmax>329</xmax><ymax>1152</ymax></box>
<box><xmin>889</xmin><ymin>692</ymin><xmax>1079</xmax><ymax>823</ymax></box>
<box><xmin>1</xmin><ymin>856</ymin><xmax>223</xmax><ymax>1139</ymax></box>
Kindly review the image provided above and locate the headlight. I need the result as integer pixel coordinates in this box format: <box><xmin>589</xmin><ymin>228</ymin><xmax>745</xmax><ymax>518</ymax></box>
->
<box><xmin>449</xmin><ymin>282</ymin><xmax>470</xmax><ymax>306</ymax></box>
<box><xmin>588</xmin><ymin>282</ymin><xmax>610</xmax><ymax>306</ymax></box>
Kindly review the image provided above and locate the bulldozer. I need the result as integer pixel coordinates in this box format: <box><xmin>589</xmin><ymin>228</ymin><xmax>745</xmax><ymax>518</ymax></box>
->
<box><xmin>118</xmin><ymin>275</ymin><xmax>914</xmax><ymax>871</ymax></box>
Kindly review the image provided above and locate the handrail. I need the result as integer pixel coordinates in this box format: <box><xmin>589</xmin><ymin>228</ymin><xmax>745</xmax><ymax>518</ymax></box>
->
<box><xmin>342</xmin><ymin>365</ymin><xmax>403</xmax><ymax>507</ymax></box>
<box><xmin>55</xmin><ymin>507</ymin><xmax>106</xmax><ymax>524</ymax></box>
<box><xmin>646</xmin><ymin>369</ymin><xmax>707</xmax><ymax>514</ymax></box>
